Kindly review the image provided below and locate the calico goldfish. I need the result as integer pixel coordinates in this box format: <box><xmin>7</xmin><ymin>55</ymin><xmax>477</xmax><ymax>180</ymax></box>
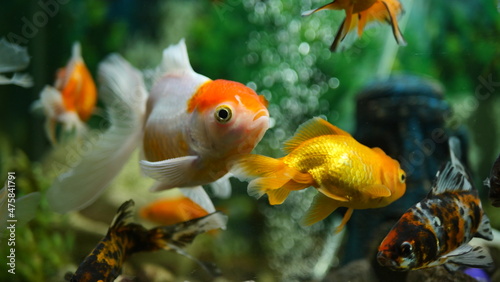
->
<box><xmin>231</xmin><ymin>117</ymin><xmax>406</xmax><ymax>232</ymax></box>
<box><xmin>485</xmin><ymin>153</ymin><xmax>500</xmax><ymax>207</ymax></box>
<box><xmin>302</xmin><ymin>0</ymin><xmax>406</xmax><ymax>51</ymax></box>
<box><xmin>67</xmin><ymin>200</ymin><xmax>227</xmax><ymax>281</ymax></box>
<box><xmin>47</xmin><ymin>39</ymin><xmax>269</xmax><ymax>214</ymax></box>
<box><xmin>35</xmin><ymin>42</ymin><xmax>97</xmax><ymax>144</ymax></box>
<box><xmin>377</xmin><ymin>137</ymin><xmax>494</xmax><ymax>272</ymax></box>
<box><xmin>140</xmin><ymin>195</ymin><xmax>209</xmax><ymax>226</ymax></box>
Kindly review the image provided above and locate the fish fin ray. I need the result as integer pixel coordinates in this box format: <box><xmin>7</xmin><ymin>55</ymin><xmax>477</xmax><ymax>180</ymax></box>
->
<box><xmin>361</xmin><ymin>184</ymin><xmax>392</xmax><ymax>198</ymax></box>
<box><xmin>476</xmin><ymin>213</ymin><xmax>494</xmax><ymax>240</ymax></box>
<box><xmin>334</xmin><ymin>208</ymin><xmax>354</xmax><ymax>233</ymax></box>
<box><xmin>317</xmin><ymin>186</ymin><xmax>350</xmax><ymax>202</ymax></box>
<box><xmin>247</xmin><ymin>177</ymin><xmax>290</xmax><ymax>201</ymax></box>
<box><xmin>380</xmin><ymin>0</ymin><xmax>407</xmax><ymax>46</ymax></box>
<box><xmin>267</xmin><ymin>188</ymin><xmax>291</xmax><ymax>205</ymax></box>
<box><xmin>230</xmin><ymin>154</ymin><xmax>285</xmax><ymax>180</ymax></box>
<box><xmin>179</xmin><ymin>186</ymin><xmax>216</xmax><ymax>214</ymax></box>
<box><xmin>209</xmin><ymin>173</ymin><xmax>232</xmax><ymax>199</ymax></box>
<box><xmin>159</xmin><ymin>38</ymin><xmax>194</xmax><ymax>76</ymax></box>
<box><xmin>302</xmin><ymin>193</ymin><xmax>340</xmax><ymax>226</ymax></box>
<box><xmin>110</xmin><ymin>200</ymin><xmax>135</xmax><ymax>228</ymax></box>
<box><xmin>141</xmin><ymin>156</ymin><xmax>198</xmax><ymax>189</ymax></box>
<box><xmin>283</xmin><ymin>117</ymin><xmax>350</xmax><ymax>154</ymax></box>
<box><xmin>301</xmin><ymin>2</ymin><xmax>338</xmax><ymax>17</ymax></box>
<box><xmin>46</xmin><ymin>55</ymin><xmax>147</xmax><ymax>213</ymax></box>
<box><xmin>442</xmin><ymin>244</ymin><xmax>494</xmax><ymax>270</ymax></box>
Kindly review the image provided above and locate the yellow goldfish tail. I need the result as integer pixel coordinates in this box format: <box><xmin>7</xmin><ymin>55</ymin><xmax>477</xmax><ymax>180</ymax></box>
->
<box><xmin>230</xmin><ymin>154</ymin><xmax>314</xmax><ymax>205</ymax></box>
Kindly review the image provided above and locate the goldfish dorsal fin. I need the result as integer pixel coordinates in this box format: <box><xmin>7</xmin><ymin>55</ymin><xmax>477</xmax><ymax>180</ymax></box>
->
<box><xmin>160</xmin><ymin>38</ymin><xmax>194</xmax><ymax>76</ymax></box>
<box><xmin>441</xmin><ymin>244</ymin><xmax>493</xmax><ymax>272</ymax></box>
<box><xmin>431</xmin><ymin>137</ymin><xmax>472</xmax><ymax>196</ymax></box>
<box><xmin>302</xmin><ymin>192</ymin><xmax>340</xmax><ymax>226</ymax></box>
<box><xmin>283</xmin><ymin>117</ymin><xmax>351</xmax><ymax>154</ymax></box>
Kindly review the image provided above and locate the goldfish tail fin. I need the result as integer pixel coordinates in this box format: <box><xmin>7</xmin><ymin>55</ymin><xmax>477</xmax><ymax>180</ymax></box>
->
<box><xmin>442</xmin><ymin>244</ymin><xmax>494</xmax><ymax>272</ymax></box>
<box><xmin>209</xmin><ymin>173</ymin><xmax>232</xmax><ymax>199</ymax></box>
<box><xmin>302</xmin><ymin>2</ymin><xmax>338</xmax><ymax>17</ymax></box>
<box><xmin>302</xmin><ymin>193</ymin><xmax>340</xmax><ymax>226</ymax></box>
<box><xmin>155</xmin><ymin>211</ymin><xmax>228</xmax><ymax>276</ymax></box>
<box><xmin>47</xmin><ymin>54</ymin><xmax>147</xmax><ymax>213</ymax></box>
<box><xmin>266</xmin><ymin>188</ymin><xmax>291</xmax><ymax>205</ymax></box>
<box><xmin>179</xmin><ymin>186</ymin><xmax>216</xmax><ymax>214</ymax></box>
<box><xmin>381</xmin><ymin>0</ymin><xmax>407</xmax><ymax>46</ymax></box>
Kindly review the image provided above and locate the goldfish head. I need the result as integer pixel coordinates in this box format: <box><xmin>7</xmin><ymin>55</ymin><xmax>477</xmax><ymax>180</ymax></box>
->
<box><xmin>187</xmin><ymin>79</ymin><xmax>270</xmax><ymax>158</ymax></box>
<box><xmin>377</xmin><ymin>214</ymin><xmax>438</xmax><ymax>271</ymax></box>
<box><xmin>380</xmin><ymin>158</ymin><xmax>407</xmax><ymax>203</ymax></box>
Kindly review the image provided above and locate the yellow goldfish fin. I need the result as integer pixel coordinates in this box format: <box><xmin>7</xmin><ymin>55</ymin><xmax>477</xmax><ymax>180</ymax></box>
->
<box><xmin>303</xmin><ymin>193</ymin><xmax>341</xmax><ymax>226</ymax></box>
<box><xmin>247</xmin><ymin>177</ymin><xmax>291</xmax><ymax>201</ymax></box>
<box><xmin>230</xmin><ymin>154</ymin><xmax>285</xmax><ymax>180</ymax></box>
<box><xmin>283</xmin><ymin>117</ymin><xmax>351</xmax><ymax>154</ymax></box>
<box><xmin>317</xmin><ymin>186</ymin><xmax>350</xmax><ymax>202</ymax></box>
<box><xmin>361</xmin><ymin>184</ymin><xmax>392</xmax><ymax>198</ymax></box>
<box><xmin>334</xmin><ymin>208</ymin><xmax>354</xmax><ymax>233</ymax></box>
<box><xmin>267</xmin><ymin>188</ymin><xmax>291</xmax><ymax>205</ymax></box>
<box><xmin>381</xmin><ymin>0</ymin><xmax>407</xmax><ymax>46</ymax></box>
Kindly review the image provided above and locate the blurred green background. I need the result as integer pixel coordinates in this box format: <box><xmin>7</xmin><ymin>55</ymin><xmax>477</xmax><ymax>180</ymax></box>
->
<box><xmin>0</xmin><ymin>0</ymin><xmax>499</xmax><ymax>281</ymax></box>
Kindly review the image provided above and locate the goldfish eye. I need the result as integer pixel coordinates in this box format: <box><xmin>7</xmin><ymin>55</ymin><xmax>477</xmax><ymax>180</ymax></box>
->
<box><xmin>214</xmin><ymin>105</ymin><xmax>232</xmax><ymax>123</ymax></box>
<box><xmin>400</xmin><ymin>173</ymin><xmax>406</xmax><ymax>183</ymax></box>
<box><xmin>400</xmin><ymin>242</ymin><xmax>413</xmax><ymax>258</ymax></box>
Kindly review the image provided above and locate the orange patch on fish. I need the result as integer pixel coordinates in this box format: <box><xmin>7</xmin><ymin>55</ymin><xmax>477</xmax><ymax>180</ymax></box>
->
<box><xmin>140</xmin><ymin>196</ymin><xmax>209</xmax><ymax>226</ymax></box>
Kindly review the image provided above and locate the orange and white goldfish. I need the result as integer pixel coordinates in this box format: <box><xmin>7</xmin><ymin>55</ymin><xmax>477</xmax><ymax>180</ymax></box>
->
<box><xmin>377</xmin><ymin>137</ymin><xmax>494</xmax><ymax>272</ymax></box>
<box><xmin>302</xmin><ymin>0</ymin><xmax>406</xmax><ymax>51</ymax></box>
<box><xmin>140</xmin><ymin>195</ymin><xmax>209</xmax><ymax>226</ymax></box>
<box><xmin>47</xmin><ymin>39</ymin><xmax>269</xmax><ymax>214</ymax></box>
<box><xmin>485</xmin><ymin>153</ymin><xmax>500</xmax><ymax>207</ymax></box>
<box><xmin>68</xmin><ymin>200</ymin><xmax>227</xmax><ymax>281</ymax></box>
<box><xmin>231</xmin><ymin>117</ymin><xmax>406</xmax><ymax>232</ymax></box>
<box><xmin>35</xmin><ymin>42</ymin><xmax>97</xmax><ymax>144</ymax></box>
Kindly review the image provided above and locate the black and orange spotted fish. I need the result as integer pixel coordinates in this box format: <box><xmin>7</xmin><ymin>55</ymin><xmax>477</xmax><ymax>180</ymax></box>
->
<box><xmin>67</xmin><ymin>200</ymin><xmax>227</xmax><ymax>282</ymax></box>
<box><xmin>485</xmin><ymin>153</ymin><xmax>500</xmax><ymax>207</ymax></box>
<box><xmin>377</xmin><ymin>137</ymin><xmax>494</xmax><ymax>272</ymax></box>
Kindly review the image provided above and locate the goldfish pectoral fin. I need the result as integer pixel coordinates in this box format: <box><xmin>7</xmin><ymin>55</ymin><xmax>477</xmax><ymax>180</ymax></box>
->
<box><xmin>179</xmin><ymin>186</ymin><xmax>216</xmax><ymax>214</ymax></box>
<box><xmin>441</xmin><ymin>244</ymin><xmax>494</xmax><ymax>272</ymax></box>
<box><xmin>209</xmin><ymin>173</ymin><xmax>232</xmax><ymax>199</ymax></box>
<box><xmin>247</xmin><ymin>177</ymin><xmax>290</xmax><ymax>202</ymax></box>
<box><xmin>302</xmin><ymin>193</ymin><xmax>340</xmax><ymax>226</ymax></box>
<box><xmin>330</xmin><ymin>19</ymin><xmax>346</xmax><ymax>52</ymax></box>
<box><xmin>283</xmin><ymin>117</ymin><xmax>351</xmax><ymax>153</ymax></box>
<box><xmin>44</xmin><ymin>118</ymin><xmax>58</xmax><ymax>145</ymax></box>
<box><xmin>362</xmin><ymin>185</ymin><xmax>392</xmax><ymax>198</ymax></box>
<box><xmin>230</xmin><ymin>154</ymin><xmax>285</xmax><ymax>180</ymax></box>
<box><xmin>475</xmin><ymin>214</ymin><xmax>494</xmax><ymax>240</ymax></box>
<box><xmin>267</xmin><ymin>188</ymin><xmax>291</xmax><ymax>205</ymax></box>
<box><xmin>301</xmin><ymin>2</ymin><xmax>337</xmax><ymax>17</ymax></box>
<box><xmin>140</xmin><ymin>156</ymin><xmax>198</xmax><ymax>187</ymax></box>
<box><xmin>334</xmin><ymin>208</ymin><xmax>354</xmax><ymax>233</ymax></box>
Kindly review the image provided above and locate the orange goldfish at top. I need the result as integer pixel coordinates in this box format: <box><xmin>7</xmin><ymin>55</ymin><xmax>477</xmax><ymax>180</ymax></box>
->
<box><xmin>231</xmin><ymin>117</ymin><xmax>406</xmax><ymax>232</ymax></box>
<box><xmin>302</xmin><ymin>0</ymin><xmax>407</xmax><ymax>51</ymax></box>
<box><xmin>36</xmin><ymin>42</ymin><xmax>97</xmax><ymax>144</ymax></box>
<box><xmin>140</xmin><ymin>195</ymin><xmax>209</xmax><ymax>226</ymax></box>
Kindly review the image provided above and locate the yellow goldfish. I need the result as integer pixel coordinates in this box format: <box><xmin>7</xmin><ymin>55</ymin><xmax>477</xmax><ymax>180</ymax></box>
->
<box><xmin>231</xmin><ymin>117</ymin><xmax>406</xmax><ymax>232</ymax></box>
<box><xmin>35</xmin><ymin>42</ymin><xmax>97</xmax><ymax>144</ymax></box>
<box><xmin>47</xmin><ymin>39</ymin><xmax>270</xmax><ymax>214</ymax></box>
<box><xmin>303</xmin><ymin>0</ymin><xmax>406</xmax><ymax>51</ymax></box>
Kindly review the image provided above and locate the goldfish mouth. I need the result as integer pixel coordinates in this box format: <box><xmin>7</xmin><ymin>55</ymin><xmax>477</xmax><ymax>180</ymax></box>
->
<box><xmin>377</xmin><ymin>252</ymin><xmax>403</xmax><ymax>270</ymax></box>
<box><xmin>252</xmin><ymin>108</ymin><xmax>269</xmax><ymax>122</ymax></box>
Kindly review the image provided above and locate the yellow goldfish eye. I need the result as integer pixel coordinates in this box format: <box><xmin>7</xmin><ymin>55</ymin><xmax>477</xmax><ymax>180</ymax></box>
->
<box><xmin>214</xmin><ymin>105</ymin><xmax>232</xmax><ymax>123</ymax></box>
<box><xmin>400</xmin><ymin>173</ymin><xmax>406</xmax><ymax>183</ymax></box>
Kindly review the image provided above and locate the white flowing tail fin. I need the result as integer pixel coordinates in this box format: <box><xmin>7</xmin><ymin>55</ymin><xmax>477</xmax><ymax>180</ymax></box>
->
<box><xmin>46</xmin><ymin>54</ymin><xmax>148</xmax><ymax>213</ymax></box>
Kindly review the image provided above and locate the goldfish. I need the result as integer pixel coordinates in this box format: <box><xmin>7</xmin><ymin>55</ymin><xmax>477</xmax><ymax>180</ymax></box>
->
<box><xmin>140</xmin><ymin>195</ymin><xmax>209</xmax><ymax>226</ymax></box>
<box><xmin>485</xmin><ymin>153</ymin><xmax>500</xmax><ymax>207</ymax></box>
<box><xmin>47</xmin><ymin>39</ymin><xmax>269</xmax><ymax>214</ymax></box>
<box><xmin>377</xmin><ymin>137</ymin><xmax>494</xmax><ymax>272</ymax></box>
<box><xmin>0</xmin><ymin>38</ymin><xmax>33</xmax><ymax>87</ymax></box>
<box><xmin>302</xmin><ymin>0</ymin><xmax>406</xmax><ymax>52</ymax></box>
<box><xmin>231</xmin><ymin>117</ymin><xmax>406</xmax><ymax>232</ymax></box>
<box><xmin>34</xmin><ymin>42</ymin><xmax>97</xmax><ymax>144</ymax></box>
<box><xmin>67</xmin><ymin>200</ymin><xmax>228</xmax><ymax>281</ymax></box>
